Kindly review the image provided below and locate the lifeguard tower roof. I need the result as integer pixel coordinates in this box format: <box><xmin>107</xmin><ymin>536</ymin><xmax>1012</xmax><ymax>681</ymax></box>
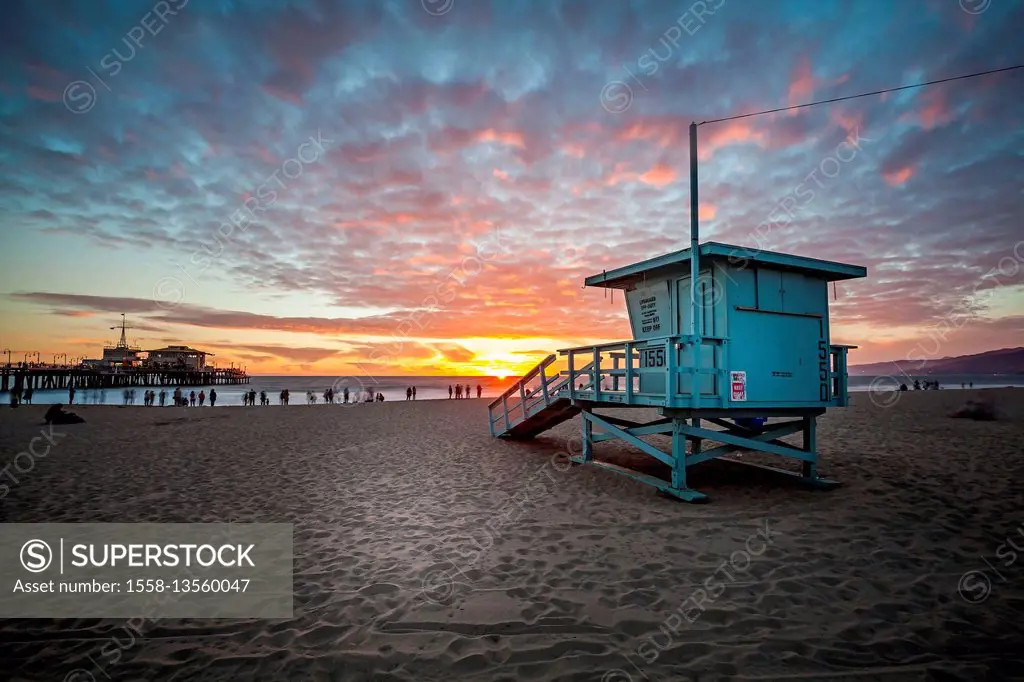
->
<box><xmin>585</xmin><ymin>241</ymin><xmax>866</xmax><ymax>289</ymax></box>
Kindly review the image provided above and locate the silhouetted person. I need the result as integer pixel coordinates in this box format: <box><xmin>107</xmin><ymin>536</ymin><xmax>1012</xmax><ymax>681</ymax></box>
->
<box><xmin>477</xmin><ymin>384</ymin><xmax>482</xmax><ymax>399</ymax></box>
<box><xmin>913</xmin><ymin>380</ymin><xmax>921</xmax><ymax>390</ymax></box>
<box><xmin>209</xmin><ymin>389</ymin><xmax>217</xmax><ymax>407</ymax></box>
<box><xmin>190</xmin><ymin>390</ymin><xmax>196</xmax><ymax>407</ymax></box>
<box><xmin>45</xmin><ymin>403</ymin><xmax>84</xmax><ymax>425</ymax></box>
<box><xmin>406</xmin><ymin>387</ymin><xmax>412</xmax><ymax>401</ymax></box>
<box><xmin>448</xmin><ymin>385</ymin><xmax>453</xmax><ymax>399</ymax></box>
<box><xmin>455</xmin><ymin>384</ymin><xmax>462</xmax><ymax>399</ymax></box>
<box><xmin>466</xmin><ymin>384</ymin><xmax>471</xmax><ymax>399</ymax></box>
<box><xmin>23</xmin><ymin>387</ymin><xmax>33</xmax><ymax>404</ymax></box>
<box><xmin>412</xmin><ymin>386</ymin><xmax>416</xmax><ymax>400</ymax></box>
<box><xmin>68</xmin><ymin>385</ymin><xmax>75</xmax><ymax>404</ymax></box>
<box><xmin>343</xmin><ymin>387</ymin><xmax>349</xmax><ymax>403</ymax></box>
<box><xmin>159</xmin><ymin>390</ymin><xmax>166</xmax><ymax>406</ymax></box>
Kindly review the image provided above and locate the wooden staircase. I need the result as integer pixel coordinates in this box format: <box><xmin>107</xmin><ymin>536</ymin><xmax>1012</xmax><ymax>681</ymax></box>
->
<box><xmin>488</xmin><ymin>355</ymin><xmax>593</xmax><ymax>439</ymax></box>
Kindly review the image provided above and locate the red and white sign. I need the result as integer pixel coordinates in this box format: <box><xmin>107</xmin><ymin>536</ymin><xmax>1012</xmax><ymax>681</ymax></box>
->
<box><xmin>730</xmin><ymin>371</ymin><xmax>747</xmax><ymax>401</ymax></box>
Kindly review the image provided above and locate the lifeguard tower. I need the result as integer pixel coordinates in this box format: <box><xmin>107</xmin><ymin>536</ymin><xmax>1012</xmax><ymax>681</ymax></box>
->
<box><xmin>487</xmin><ymin>242</ymin><xmax>867</xmax><ymax>501</ymax></box>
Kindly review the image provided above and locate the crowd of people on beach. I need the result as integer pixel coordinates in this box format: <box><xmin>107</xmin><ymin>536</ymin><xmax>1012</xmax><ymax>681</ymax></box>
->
<box><xmin>10</xmin><ymin>382</ymin><xmax>486</xmax><ymax>408</ymax></box>
<box><xmin>107</xmin><ymin>387</ymin><xmax>219</xmax><ymax>407</ymax></box>
<box><xmin>448</xmin><ymin>383</ymin><xmax>482</xmax><ymax>399</ymax></box>
<box><xmin>231</xmin><ymin>387</ymin><xmax>390</xmax><ymax>406</ymax></box>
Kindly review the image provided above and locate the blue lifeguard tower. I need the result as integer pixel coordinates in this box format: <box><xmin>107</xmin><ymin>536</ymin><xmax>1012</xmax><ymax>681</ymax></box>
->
<box><xmin>487</xmin><ymin>121</ymin><xmax>867</xmax><ymax>501</ymax></box>
<box><xmin>487</xmin><ymin>242</ymin><xmax>866</xmax><ymax>501</ymax></box>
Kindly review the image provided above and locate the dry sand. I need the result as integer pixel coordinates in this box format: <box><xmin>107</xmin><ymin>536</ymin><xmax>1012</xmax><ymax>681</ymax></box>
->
<box><xmin>1</xmin><ymin>389</ymin><xmax>1023</xmax><ymax>681</ymax></box>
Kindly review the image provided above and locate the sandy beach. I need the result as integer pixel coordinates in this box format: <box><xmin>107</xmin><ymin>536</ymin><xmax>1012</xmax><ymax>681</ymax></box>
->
<box><xmin>1</xmin><ymin>389</ymin><xmax>1023</xmax><ymax>681</ymax></box>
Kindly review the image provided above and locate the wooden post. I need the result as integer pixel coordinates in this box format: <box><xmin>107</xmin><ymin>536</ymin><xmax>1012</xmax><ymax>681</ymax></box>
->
<box><xmin>568</xmin><ymin>352</ymin><xmax>576</xmax><ymax>400</ymax></box>
<box><xmin>519</xmin><ymin>380</ymin><xmax>528</xmax><ymax>419</ymax></box>
<box><xmin>582</xmin><ymin>410</ymin><xmax>593</xmax><ymax>462</ymax></box>
<box><xmin>801</xmin><ymin>415</ymin><xmax>817</xmax><ymax>479</ymax></box>
<box><xmin>540</xmin><ymin>362</ymin><xmax>550</xmax><ymax>405</ymax></box>
<box><xmin>690</xmin><ymin>340</ymin><xmax>700</xmax><ymax>407</ymax></box>
<box><xmin>665</xmin><ymin>338</ymin><xmax>676</xmax><ymax>408</ymax></box>
<box><xmin>671</xmin><ymin>419</ymin><xmax>687</xmax><ymax>491</ymax></box>
<box><xmin>689</xmin><ymin>121</ymin><xmax>702</xmax><ymax>342</ymax></box>
<box><xmin>624</xmin><ymin>342</ymin><xmax>633</xmax><ymax>403</ymax></box>
<box><xmin>592</xmin><ymin>348</ymin><xmax>601</xmax><ymax>401</ymax></box>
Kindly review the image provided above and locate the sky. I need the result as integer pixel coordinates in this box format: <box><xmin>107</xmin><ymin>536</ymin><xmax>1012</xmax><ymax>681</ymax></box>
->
<box><xmin>0</xmin><ymin>0</ymin><xmax>1022</xmax><ymax>377</ymax></box>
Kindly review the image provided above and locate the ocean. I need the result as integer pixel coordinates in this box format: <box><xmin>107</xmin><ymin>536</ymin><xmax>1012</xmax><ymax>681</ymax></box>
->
<box><xmin>8</xmin><ymin>374</ymin><xmax>1023</xmax><ymax>407</ymax></box>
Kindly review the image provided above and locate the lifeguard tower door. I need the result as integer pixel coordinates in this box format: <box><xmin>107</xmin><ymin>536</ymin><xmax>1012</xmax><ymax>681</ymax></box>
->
<box><xmin>724</xmin><ymin>265</ymin><xmax>832</xmax><ymax>404</ymax></box>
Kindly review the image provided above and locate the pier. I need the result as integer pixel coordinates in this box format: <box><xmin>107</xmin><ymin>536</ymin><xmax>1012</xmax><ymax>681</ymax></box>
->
<box><xmin>1</xmin><ymin>366</ymin><xmax>249</xmax><ymax>393</ymax></box>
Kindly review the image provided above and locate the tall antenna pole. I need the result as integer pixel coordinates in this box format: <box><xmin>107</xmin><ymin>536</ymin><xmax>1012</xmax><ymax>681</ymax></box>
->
<box><xmin>689</xmin><ymin>122</ymin><xmax>701</xmax><ymax>340</ymax></box>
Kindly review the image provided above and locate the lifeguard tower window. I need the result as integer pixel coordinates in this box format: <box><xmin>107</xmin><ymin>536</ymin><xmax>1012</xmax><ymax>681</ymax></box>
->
<box><xmin>743</xmin><ymin>268</ymin><xmax>824</xmax><ymax>317</ymax></box>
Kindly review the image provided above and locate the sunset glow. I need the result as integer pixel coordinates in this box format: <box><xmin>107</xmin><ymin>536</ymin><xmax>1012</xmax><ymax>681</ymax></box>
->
<box><xmin>0</xmin><ymin>0</ymin><xmax>1021</xmax><ymax>376</ymax></box>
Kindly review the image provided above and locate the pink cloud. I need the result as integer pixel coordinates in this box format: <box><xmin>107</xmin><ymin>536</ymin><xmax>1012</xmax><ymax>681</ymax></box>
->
<box><xmin>639</xmin><ymin>163</ymin><xmax>676</xmax><ymax>187</ymax></box>
<box><xmin>883</xmin><ymin>166</ymin><xmax>914</xmax><ymax>186</ymax></box>
<box><xmin>788</xmin><ymin>55</ymin><xmax>817</xmax><ymax>107</ymax></box>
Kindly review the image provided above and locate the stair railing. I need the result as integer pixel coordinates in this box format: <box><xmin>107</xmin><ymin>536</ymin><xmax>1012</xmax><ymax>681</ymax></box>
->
<box><xmin>488</xmin><ymin>354</ymin><xmax>560</xmax><ymax>436</ymax></box>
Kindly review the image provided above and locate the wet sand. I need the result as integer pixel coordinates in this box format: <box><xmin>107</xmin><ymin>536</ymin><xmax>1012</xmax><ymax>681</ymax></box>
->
<box><xmin>1</xmin><ymin>389</ymin><xmax>1022</xmax><ymax>681</ymax></box>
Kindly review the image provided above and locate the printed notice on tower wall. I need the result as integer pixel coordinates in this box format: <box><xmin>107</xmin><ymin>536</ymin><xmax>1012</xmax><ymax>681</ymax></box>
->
<box><xmin>1</xmin><ymin>523</ymin><xmax>293</xmax><ymax>618</ymax></box>
<box><xmin>638</xmin><ymin>292</ymin><xmax>665</xmax><ymax>336</ymax></box>
<box><xmin>731</xmin><ymin>371</ymin><xmax>747</xmax><ymax>401</ymax></box>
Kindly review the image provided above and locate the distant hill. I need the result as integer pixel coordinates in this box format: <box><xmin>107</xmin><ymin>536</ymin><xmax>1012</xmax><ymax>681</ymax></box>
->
<box><xmin>849</xmin><ymin>347</ymin><xmax>1024</xmax><ymax>376</ymax></box>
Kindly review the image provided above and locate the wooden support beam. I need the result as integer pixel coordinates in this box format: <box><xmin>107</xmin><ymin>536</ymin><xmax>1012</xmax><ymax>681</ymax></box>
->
<box><xmin>685</xmin><ymin>420</ymin><xmax>806</xmax><ymax>466</ymax></box>
<box><xmin>582</xmin><ymin>411</ymin><xmax>674</xmax><ymax>468</ymax></box>
<box><xmin>678</xmin><ymin>422</ymin><xmax>814</xmax><ymax>463</ymax></box>
<box><xmin>581</xmin><ymin>459</ymin><xmax>707</xmax><ymax>502</ymax></box>
<box><xmin>801</xmin><ymin>415</ymin><xmax>817</xmax><ymax>479</ymax></box>
<box><xmin>581</xmin><ymin>408</ymin><xmax>593</xmax><ymax>462</ymax></box>
<box><xmin>590</xmin><ymin>413</ymin><xmax>658</xmax><ymax>429</ymax></box>
<box><xmin>671</xmin><ymin>420</ymin><xmax>687</xmax><ymax>490</ymax></box>
<box><xmin>590</xmin><ymin>418</ymin><xmax>675</xmax><ymax>443</ymax></box>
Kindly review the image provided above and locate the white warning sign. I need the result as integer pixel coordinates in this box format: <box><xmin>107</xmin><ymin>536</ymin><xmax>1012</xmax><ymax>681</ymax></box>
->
<box><xmin>730</xmin><ymin>371</ymin><xmax>747</xmax><ymax>401</ymax></box>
